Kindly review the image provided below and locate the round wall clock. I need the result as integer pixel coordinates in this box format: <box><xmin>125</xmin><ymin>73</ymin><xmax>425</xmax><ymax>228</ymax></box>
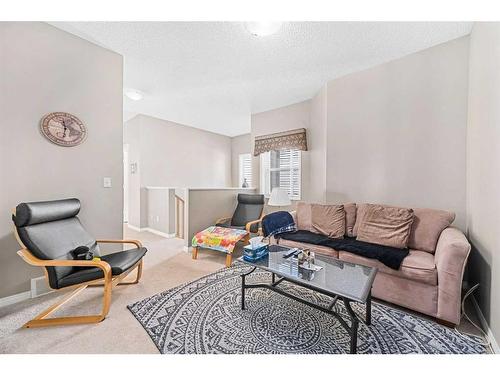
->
<box><xmin>40</xmin><ymin>112</ymin><xmax>87</xmax><ymax>147</ymax></box>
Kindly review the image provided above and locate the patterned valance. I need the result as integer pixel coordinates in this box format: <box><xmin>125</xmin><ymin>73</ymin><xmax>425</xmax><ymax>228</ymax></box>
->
<box><xmin>253</xmin><ymin>128</ymin><xmax>308</xmax><ymax>156</ymax></box>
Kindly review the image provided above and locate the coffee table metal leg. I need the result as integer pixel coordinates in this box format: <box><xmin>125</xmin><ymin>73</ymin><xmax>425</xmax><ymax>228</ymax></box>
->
<box><xmin>342</xmin><ymin>297</ymin><xmax>359</xmax><ymax>354</ymax></box>
<box><xmin>271</xmin><ymin>272</ymin><xmax>275</xmax><ymax>284</ymax></box>
<box><xmin>241</xmin><ymin>274</ymin><xmax>246</xmax><ymax>310</ymax></box>
<box><xmin>366</xmin><ymin>290</ymin><xmax>372</xmax><ymax>325</ymax></box>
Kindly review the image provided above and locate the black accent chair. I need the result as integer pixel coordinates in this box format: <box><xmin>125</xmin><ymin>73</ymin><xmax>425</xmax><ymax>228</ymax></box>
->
<box><xmin>215</xmin><ymin>193</ymin><xmax>265</xmax><ymax>233</ymax></box>
<box><xmin>12</xmin><ymin>198</ymin><xmax>147</xmax><ymax>328</ymax></box>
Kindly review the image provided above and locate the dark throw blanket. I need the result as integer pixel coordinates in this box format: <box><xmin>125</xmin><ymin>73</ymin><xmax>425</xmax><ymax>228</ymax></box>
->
<box><xmin>277</xmin><ymin>230</ymin><xmax>409</xmax><ymax>270</ymax></box>
<box><xmin>262</xmin><ymin>211</ymin><xmax>296</xmax><ymax>237</ymax></box>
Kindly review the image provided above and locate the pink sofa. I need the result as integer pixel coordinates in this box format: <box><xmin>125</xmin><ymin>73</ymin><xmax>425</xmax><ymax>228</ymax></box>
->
<box><xmin>272</xmin><ymin>203</ymin><xmax>471</xmax><ymax>326</ymax></box>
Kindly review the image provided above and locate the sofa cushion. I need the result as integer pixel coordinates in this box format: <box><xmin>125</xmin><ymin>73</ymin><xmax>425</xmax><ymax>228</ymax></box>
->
<box><xmin>356</xmin><ymin>204</ymin><xmax>414</xmax><ymax>249</ymax></box>
<box><xmin>311</xmin><ymin>204</ymin><xmax>345</xmax><ymax>238</ymax></box>
<box><xmin>277</xmin><ymin>238</ymin><xmax>339</xmax><ymax>258</ymax></box>
<box><xmin>344</xmin><ymin>202</ymin><xmax>357</xmax><ymax>237</ymax></box>
<box><xmin>339</xmin><ymin>249</ymin><xmax>437</xmax><ymax>286</ymax></box>
<box><xmin>296</xmin><ymin>202</ymin><xmax>312</xmax><ymax>231</ymax></box>
<box><xmin>408</xmin><ymin>208</ymin><xmax>455</xmax><ymax>253</ymax></box>
<box><xmin>352</xmin><ymin>203</ymin><xmax>367</xmax><ymax>237</ymax></box>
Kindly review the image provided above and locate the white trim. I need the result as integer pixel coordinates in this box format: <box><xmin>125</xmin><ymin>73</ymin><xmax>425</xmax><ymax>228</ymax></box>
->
<box><xmin>0</xmin><ymin>291</ymin><xmax>31</xmax><ymax>308</ymax></box>
<box><xmin>30</xmin><ymin>276</ymin><xmax>53</xmax><ymax>298</ymax></box>
<box><xmin>472</xmin><ymin>296</ymin><xmax>500</xmax><ymax>354</ymax></box>
<box><xmin>187</xmin><ymin>187</ymin><xmax>256</xmax><ymax>191</ymax></box>
<box><xmin>127</xmin><ymin>224</ymin><xmax>176</xmax><ymax>238</ymax></box>
<box><xmin>127</xmin><ymin>224</ymin><xmax>144</xmax><ymax>232</ymax></box>
<box><xmin>144</xmin><ymin>227</ymin><xmax>176</xmax><ymax>238</ymax></box>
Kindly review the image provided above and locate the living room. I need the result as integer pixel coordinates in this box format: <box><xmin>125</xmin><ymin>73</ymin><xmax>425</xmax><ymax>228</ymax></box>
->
<box><xmin>1</xmin><ymin>0</ymin><xmax>499</xmax><ymax>372</ymax></box>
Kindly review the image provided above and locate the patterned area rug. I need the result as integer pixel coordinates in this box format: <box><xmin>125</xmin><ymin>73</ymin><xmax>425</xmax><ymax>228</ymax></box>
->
<box><xmin>128</xmin><ymin>263</ymin><xmax>485</xmax><ymax>354</ymax></box>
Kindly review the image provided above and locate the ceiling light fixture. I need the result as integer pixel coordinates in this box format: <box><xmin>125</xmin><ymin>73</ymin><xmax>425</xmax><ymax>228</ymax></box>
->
<box><xmin>244</xmin><ymin>22</ymin><xmax>283</xmax><ymax>37</ymax></box>
<box><xmin>124</xmin><ymin>88</ymin><xmax>144</xmax><ymax>101</ymax></box>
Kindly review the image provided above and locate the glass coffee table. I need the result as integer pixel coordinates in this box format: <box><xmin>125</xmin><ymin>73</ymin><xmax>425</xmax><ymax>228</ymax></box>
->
<box><xmin>238</xmin><ymin>244</ymin><xmax>377</xmax><ymax>354</ymax></box>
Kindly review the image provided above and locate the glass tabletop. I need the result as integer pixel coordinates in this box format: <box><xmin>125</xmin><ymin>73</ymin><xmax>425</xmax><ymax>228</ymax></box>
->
<box><xmin>238</xmin><ymin>245</ymin><xmax>377</xmax><ymax>303</ymax></box>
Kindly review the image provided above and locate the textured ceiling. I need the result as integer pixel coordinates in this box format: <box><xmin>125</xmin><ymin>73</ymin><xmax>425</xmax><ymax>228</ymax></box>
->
<box><xmin>51</xmin><ymin>22</ymin><xmax>473</xmax><ymax>137</ymax></box>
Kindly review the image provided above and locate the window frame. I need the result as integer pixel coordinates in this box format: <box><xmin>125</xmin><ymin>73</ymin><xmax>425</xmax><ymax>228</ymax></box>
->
<box><xmin>260</xmin><ymin>149</ymin><xmax>302</xmax><ymax>200</ymax></box>
<box><xmin>238</xmin><ymin>153</ymin><xmax>252</xmax><ymax>188</ymax></box>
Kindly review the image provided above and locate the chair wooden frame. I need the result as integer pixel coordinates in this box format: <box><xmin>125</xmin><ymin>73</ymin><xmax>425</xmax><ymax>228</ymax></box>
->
<box><xmin>13</xmin><ymin>213</ymin><xmax>144</xmax><ymax>328</ymax></box>
<box><xmin>215</xmin><ymin>212</ymin><xmax>265</xmax><ymax>234</ymax></box>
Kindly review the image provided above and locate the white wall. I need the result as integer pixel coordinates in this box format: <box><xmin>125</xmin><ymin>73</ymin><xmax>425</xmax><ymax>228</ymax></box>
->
<box><xmin>325</xmin><ymin>36</ymin><xmax>469</xmax><ymax>229</ymax></box>
<box><xmin>308</xmin><ymin>86</ymin><xmax>328</xmax><ymax>203</ymax></box>
<box><xmin>248</xmin><ymin>37</ymin><xmax>469</xmax><ymax>232</ymax></box>
<box><xmin>466</xmin><ymin>22</ymin><xmax>500</xmax><ymax>348</ymax></box>
<box><xmin>231</xmin><ymin>133</ymin><xmax>252</xmax><ymax>187</ymax></box>
<box><xmin>123</xmin><ymin>115</ymin><xmax>142</xmax><ymax>228</ymax></box>
<box><xmin>124</xmin><ymin>114</ymin><xmax>233</xmax><ymax>228</ymax></box>
<box><xmin>0</xmin><ymin>22</ymin><xmax>123</xmax><ymax>298</ymax></box>
<box><xmin>145</xmin><ymin>187</ymin><xmax>175</xmax><ymax>234</ymax></box>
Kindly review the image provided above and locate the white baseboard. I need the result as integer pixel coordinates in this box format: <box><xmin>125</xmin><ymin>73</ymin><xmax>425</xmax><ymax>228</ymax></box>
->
<box><xmin>144</xmin><ymin>227</ymin><xmax>176</xmax><ymax>238</ymax></box>
<box><xmin>126</xmin><ymin>224</ymin><xmax>176</xmax><ymax>239</ymax></box>
<box><xmin>126</xmin><ymin>224</ymin><xmax>143</xmax><ymax>232</ymax></box>
<box><xmin>0</xmin><ymin>291</ymin><xmax>31</xmax><ymax>308</ymax></box>
<box><xmin>472</xmin><ymin>296</ymin><xmax>500</xmax><ymax>354</ymax></box>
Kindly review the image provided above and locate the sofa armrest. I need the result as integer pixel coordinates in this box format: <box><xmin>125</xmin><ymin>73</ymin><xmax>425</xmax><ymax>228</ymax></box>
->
<box><xmin>434</xmin><ymin>227</ymin><xmax>471</xmax><ymax>325</ymax></box>
<box><xmin>289</xmin><ymin>210</ymin><xmax>297</xmax><ymax>224</ymax></box>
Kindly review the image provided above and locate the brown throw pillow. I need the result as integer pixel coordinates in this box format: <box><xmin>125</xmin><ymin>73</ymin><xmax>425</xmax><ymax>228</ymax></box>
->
<box><xmin>344</xmin><ymin>202</ymin><xmax>357</xmax><ymax>237</ymax></box>
<box><xmin>311</xmin><ymin>204</ymin><xmax>345</xmax><ymax>238</ymax></box>
<box><xmin>356</xmin><ymin>204</ymin><xmax>414</xmax><ymax>249</ymax></box>
<box><xmin>408</xmin><ymin>208</ymin><xmax>455</xmax><ymax>253</ymax></box>
<box><xmin>296</xmin><ymin>202</ymin><xmax>312</xmax><ymax>231</ymax></box>
<box><xmin>352</xmin><ymin>203</ymin><xmax>368</xmax><ymax>237</ymax></box>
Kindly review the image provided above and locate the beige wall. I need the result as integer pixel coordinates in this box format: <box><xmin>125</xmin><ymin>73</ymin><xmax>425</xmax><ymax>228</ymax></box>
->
<box><xmin>250</xmin><ymin>100</ymin><xmax>312</xmax><ymax>202</ymax></box>
<box><xmin>325</xmin><ymin>36</ymin><xmax>469</xmax><ymax>230</ymax></box>
<box><xmin>466</xmin><ymin>22</ymin><xmax>500</xmax><ymax>346</ymax></box>
<box><xmin>231</xmin><ymin>133</ymin><xmax>252</xmax><ymax>187</ymax></box>
<box><xmin>145</xmin><ymin>187</ymin><xmax>175</xmax><ymax>234</ymax></box>
<box><xmin>124</xmin><ymin>114</ymin><xmax>232</xmax><ymax>228</ymax></box>
<box><xmin>308</xmin><ymin>86</ymin><xmax>328</xmax><ymax>203</ymax></box>
<box><xmin>0</xmin><ymin>22</ymin><xmax>123</xmax><ymax>298</ymax></box>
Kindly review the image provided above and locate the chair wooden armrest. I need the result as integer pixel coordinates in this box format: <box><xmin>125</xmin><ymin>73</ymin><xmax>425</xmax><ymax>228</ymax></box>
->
<box><xmin>17</xmin><ymin>248</ymin><xmax>112</xmax><ymax>275</ymax></box>
<box><xmin>215</xmin><ymin>217</ymin><xmax>232</xmax><ymax>225</ymax></box>
<box><xmin>245</xmin><ymin>218</ymin><xmax>262</xmax><ymax>233</ymax></box>
<box><xmin>96</xmin><ymin>239</ymin><xmax>143</xmax><ymax>248</ymax></box>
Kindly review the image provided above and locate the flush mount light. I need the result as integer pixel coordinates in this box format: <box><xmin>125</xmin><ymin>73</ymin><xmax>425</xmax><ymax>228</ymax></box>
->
<box><xmin>244</xmin><ymin>22</ymin><xmax>283</xmax><ymax>37</ymax></box>
<box><xmin>124</xmin><ymin>88</ymin><xmax>144</xmax><ymax>101</ymax></box>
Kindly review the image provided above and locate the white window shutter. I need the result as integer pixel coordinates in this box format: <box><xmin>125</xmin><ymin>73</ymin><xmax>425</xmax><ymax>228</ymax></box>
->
<box><xmin>260</xmin><ymin>149</ymin><xmax>301</xmax><ymax>200</ymax></box>
<box><xmin>239</xmin><ymin>154</ymin><xmax>252</xmax><ymax>187</ymax></box>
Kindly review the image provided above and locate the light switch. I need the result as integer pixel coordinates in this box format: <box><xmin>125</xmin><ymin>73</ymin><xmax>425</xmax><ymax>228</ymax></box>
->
<box><xmin>103</xmin><ymin>177</ymin><xmax>112</xmax><ymax>188</ymax></box>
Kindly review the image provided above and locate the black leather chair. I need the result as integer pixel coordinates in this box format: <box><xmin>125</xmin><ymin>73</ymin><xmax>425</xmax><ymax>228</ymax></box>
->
<box><xmin>215</xmin><ymin>193</ymin><xmax>265</xmax><ymax>233</ymax></box>
<box><xmin>12</xmin><ymin>198</ymin><xmax>147</xmax><ymax>328</ymax></box>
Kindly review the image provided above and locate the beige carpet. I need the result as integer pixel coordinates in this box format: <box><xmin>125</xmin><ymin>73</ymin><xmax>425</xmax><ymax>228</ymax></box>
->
<box><xmin>0</xmin><ymin>227</ymin><xmax>229</xmax><ymax>354</ymax></box>
<box><xmin>0</xmin><ymin>227</ymin><xmax>488</xmax><ymax>353</ymax></box>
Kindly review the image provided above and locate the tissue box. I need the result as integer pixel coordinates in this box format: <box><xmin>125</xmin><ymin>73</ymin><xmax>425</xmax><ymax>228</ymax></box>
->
<box><xmin>243</xmin><ymin>243</ymin><xmax>269</xmax><ymax>262</ymax></box>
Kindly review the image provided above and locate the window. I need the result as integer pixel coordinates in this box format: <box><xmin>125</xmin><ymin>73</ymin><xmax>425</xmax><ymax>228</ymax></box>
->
<box><xmin>260</xmin><ymin>149</ymin><xmax>301</xmax><ymax>200</ymax></box>
<box><xmin>238</xmin><ymin>153</ymin><xmax>252</xmax><ymax>187</ymax></box>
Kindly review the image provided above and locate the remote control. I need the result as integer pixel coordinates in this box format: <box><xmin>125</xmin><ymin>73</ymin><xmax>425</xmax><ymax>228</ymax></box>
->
<box><xmin>283</xmin><ymin>249</ymin><xmax>297</xmax><ymax>258</ymax></box>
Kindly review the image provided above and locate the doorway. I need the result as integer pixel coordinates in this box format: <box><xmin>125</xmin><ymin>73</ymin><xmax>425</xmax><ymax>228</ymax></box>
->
<box><xmin>123</xmin><ymin>143</ymin><xmax>129</xmax><ymax>223</ymax></box>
